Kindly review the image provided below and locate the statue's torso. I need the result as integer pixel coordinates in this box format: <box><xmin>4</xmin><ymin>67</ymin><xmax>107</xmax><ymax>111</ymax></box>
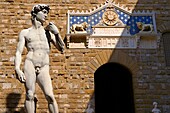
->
<box><xmin>25</xmin><ymin>27</ymin><xmax>50</xmax><ymax>67</ymax></box>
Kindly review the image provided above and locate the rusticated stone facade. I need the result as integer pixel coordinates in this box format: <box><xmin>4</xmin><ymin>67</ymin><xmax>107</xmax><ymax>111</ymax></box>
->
<box><xmin>0</xmin><ymin>0</ymin><xmax>170</xmax><ymax>113</ymax></box>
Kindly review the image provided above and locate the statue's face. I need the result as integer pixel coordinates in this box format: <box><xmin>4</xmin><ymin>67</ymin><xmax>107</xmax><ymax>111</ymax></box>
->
<box><xmin>36</xmin><ymin>9</ymin><xmax>48</xmax><ymax>23</ymax></box>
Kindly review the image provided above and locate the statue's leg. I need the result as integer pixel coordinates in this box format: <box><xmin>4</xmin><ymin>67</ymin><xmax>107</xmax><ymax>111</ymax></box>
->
<box><xmin>37</xmin><ymin>65</ymin><xmax>59</xmax><ymax>113</ymax></box>
<box><xmin>24</xmin><ymin>59</ymin><xmax>36</xmax><ymax>113</ymax></box>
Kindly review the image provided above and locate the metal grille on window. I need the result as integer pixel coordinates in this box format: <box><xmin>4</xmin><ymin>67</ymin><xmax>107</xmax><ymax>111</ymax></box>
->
<box><xmin>163</xmin><ymin>33</ymin><xmax>170</xmax><ymax>66</ymax></box>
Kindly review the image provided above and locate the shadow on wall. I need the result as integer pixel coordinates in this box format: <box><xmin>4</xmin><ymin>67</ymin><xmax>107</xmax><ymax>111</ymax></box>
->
<box><xmin>83</xmin><ymin>0</ymin><xmax>146</xmax><ymax>112</ymax></box>
<box><xmin>5</xmin><ymin>93</ymin><xmax>25</xmax><ymax>113</ymax></box>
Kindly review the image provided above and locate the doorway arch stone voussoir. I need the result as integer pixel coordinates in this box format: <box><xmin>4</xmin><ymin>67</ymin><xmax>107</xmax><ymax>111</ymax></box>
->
<box><xmin>87</xmin><ymin>50</ymin><xmax>139</xmax><ymax>76</ymax></box>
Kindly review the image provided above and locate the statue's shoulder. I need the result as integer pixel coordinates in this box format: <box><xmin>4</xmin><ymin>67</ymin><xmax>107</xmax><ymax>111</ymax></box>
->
<box><xmin>19</xmin><ymin>28</ymin><xmax>31</xmax><ymax>36</ymax></box>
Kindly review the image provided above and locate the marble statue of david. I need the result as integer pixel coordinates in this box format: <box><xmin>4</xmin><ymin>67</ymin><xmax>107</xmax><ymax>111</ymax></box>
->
<box><xmin>15</xmin><ymin>4</ymin><xmax>65</xmax><ymax>113</ymax></box>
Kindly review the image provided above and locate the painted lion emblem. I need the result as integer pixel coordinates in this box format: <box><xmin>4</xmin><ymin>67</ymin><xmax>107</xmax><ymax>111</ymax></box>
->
<box><xmin>70</xmin><ymin>22</ymin><xmax>89</xmax><ymax>34</ymax></box>
<box><xmin>136</xmin><ymin>22</ymin><xmax>154</xmax><ymax>32</ymax></box>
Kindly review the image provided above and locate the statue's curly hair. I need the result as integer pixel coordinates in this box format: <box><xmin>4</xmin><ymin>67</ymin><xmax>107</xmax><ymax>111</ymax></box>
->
<box><xmin>31</xmin><ymin>4</ymin><xmax>50</xmax><ymax>17</ymax></box>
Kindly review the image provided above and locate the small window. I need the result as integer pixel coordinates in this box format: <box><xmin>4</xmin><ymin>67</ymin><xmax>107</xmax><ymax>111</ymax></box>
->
<box><xmin>163</xmin><ymin>33</ymin><xmax>170</xmax><ymax>66</ymax></box>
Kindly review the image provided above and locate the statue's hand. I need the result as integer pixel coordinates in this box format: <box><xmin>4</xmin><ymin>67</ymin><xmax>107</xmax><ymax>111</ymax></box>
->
<box><xmin>45</xmin><ymin>22</ymin><xmax>59</xmax><ymax>34</ymax></box>
<box><xmin>16</xmin><ymin>70</ymin><xmax>26</xmax><ymax>83</ymax></box>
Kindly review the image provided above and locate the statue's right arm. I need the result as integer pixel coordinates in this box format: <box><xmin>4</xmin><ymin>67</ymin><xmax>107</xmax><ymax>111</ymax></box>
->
<box><xmin>15</xmin><ymin>30</ymin><xmax>26</xmax><ymax>83</ymax></box>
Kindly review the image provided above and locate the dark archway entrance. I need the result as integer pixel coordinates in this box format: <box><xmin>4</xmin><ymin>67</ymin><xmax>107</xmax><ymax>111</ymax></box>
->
<box><xmin>94</xmin><ymin>62</ymin><xmax>135</xmax><ymax>113</ymax></box>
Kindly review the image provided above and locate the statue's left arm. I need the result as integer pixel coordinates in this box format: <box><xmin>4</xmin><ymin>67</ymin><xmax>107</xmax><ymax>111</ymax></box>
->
<box><xmin>45</xmin><ymin>22</ymin><xmax>65</xmax><ymax>53</ymax></box>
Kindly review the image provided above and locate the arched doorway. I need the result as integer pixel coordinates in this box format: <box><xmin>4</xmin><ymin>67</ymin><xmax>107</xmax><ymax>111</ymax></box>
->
<box><xmin>94</xmin><ymin>62</ymin><xmax>135</xmax><ymax>113</ymax></box>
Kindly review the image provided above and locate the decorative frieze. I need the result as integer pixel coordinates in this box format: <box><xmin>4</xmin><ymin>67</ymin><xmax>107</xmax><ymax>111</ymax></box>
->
<box><xmin>92</xmin><ymin>26</ymin><xmax>130</xmax><ymax>36</ymax></box>
<box><xmin>66</xmin><ymin>33</ymin><xmax>90</xmax><ymax>48</ymax></box>
<box><xmin>66</xmin><ymin>0</ymin><xmax>159</xmax><ymax>49</ymax></box>
<box><xmin>88</xmin><ymin>36</ymin><xmax>137</xmax><ymax>48</ymax></box>
<box><xmin>135</xmin><ymin>32</ymin><xmax>161</xmax><ymax>48</ymax></box>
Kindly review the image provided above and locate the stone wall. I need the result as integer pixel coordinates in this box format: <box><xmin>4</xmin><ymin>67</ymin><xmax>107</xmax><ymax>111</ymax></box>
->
<box><xmin>0</xmin><ymin>0</ymin><xmax>170</xmax><ymax>113</ymax></box>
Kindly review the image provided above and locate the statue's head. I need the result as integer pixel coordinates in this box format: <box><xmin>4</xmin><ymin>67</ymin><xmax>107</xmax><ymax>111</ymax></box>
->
<box><xmin>31</xmin><ymin>4</ymin><xmax>50</xmax><ymax>18</ymax></box>
<box><xmin>153</xmin><ymin>102</ymin><xmax>158</xmax><ymax>108</ymax></box>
